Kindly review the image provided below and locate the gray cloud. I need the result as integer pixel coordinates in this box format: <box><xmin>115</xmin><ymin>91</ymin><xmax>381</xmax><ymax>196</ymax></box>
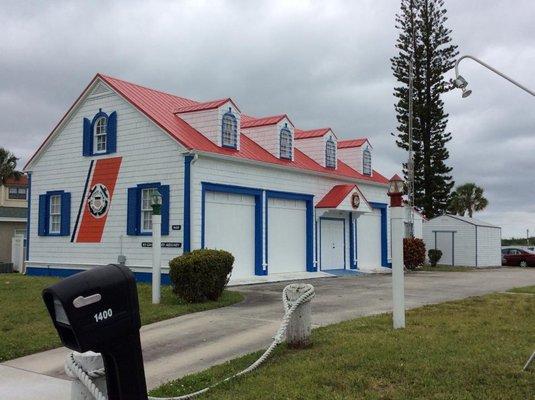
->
<box><xmin>1</xmin><ymin>0</ymin><xmax>534</xmax><ymax>237</ymax></box>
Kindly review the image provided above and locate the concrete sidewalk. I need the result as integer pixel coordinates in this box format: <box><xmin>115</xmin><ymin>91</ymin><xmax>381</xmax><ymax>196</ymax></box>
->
<box><xmin>2</xmin><ymin>267</ymin><xmax>535</xmax><ymax>398</ymax></box>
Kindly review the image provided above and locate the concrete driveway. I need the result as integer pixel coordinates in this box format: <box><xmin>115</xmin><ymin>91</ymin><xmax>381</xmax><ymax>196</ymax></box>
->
<box><xmin>3</xmin><ymin>267</ymin><xmax>535</xmax><ymax>396</ymax></box>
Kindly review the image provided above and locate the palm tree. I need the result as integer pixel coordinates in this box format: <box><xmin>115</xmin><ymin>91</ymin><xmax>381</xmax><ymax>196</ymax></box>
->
<box><xmin>448</xmin><ymin>183</ymin><xmax>488</xmax><ymax>218</ymax></box>
<box><xmin>0</xmin><ymin>148</ymin><xmax>22</xmax><ymax>185</ymax></box>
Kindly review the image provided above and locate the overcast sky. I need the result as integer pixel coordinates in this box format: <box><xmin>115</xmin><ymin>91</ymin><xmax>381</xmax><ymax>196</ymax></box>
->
<box><xmin>2</xmin><ymin>0</ymin><xmax>534</xmax><ymax>238</ymax></box>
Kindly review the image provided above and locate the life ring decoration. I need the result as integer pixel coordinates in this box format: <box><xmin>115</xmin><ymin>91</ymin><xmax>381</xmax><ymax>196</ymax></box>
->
<box><xmin>351</xmin><ymin>192</ymin><xmax>360</xmax><ymax>209</ymax></box>
<box><xmin>87</xmin><ymin>183</ymin><xmax>110</xmax><ymax>218</ymax></box>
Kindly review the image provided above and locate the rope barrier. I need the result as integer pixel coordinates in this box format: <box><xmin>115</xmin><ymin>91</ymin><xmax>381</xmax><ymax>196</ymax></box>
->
<box><xmin>65</xmin><ymin>284</ymin><xmax>315</xmax><ymax>400</ymax></box>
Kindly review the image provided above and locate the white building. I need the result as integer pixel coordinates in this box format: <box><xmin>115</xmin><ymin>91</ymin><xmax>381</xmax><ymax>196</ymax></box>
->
<box><xmin>423</xmin><ymin>214</ymin><xmax>501</xmax><ymax>267</ymax></box>
<box><xmin>23</xmin><ymin>74</ymin><xmax>393</xmax><ymax>284</ymax></box>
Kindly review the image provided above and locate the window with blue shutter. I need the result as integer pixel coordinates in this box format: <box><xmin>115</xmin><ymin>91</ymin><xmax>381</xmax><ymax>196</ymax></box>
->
<box><xmin>37</xmin><ymin>191</ymin><xmax>71</xmax><ymax>236</ymax></box>
<box><xmin>126</xmin><ymin>183</ymin><xmax>170</xmax><ymax>236</ymax></box>
<box><xmin>82</xmin><ymin>109</ymin><xmax>117</xmax><ymax>156</ymax></box>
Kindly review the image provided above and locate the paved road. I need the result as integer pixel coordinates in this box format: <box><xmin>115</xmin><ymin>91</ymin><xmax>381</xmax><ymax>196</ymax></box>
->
<box><xmin>2</xmin><ymin>267</ymin><xmax>535</xmax><ymax>396</ymax></box>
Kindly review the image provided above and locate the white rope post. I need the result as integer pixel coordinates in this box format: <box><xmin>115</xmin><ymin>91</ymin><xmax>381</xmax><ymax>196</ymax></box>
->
<box><xmin>66</xmin><ymin>352</ymin><xmax>107</xmax><ymax>400</ymax></box>
<box><xmin>285</xmin><ymin>283</ymin><xmax>313</xmax><ymax>348</ymax></box>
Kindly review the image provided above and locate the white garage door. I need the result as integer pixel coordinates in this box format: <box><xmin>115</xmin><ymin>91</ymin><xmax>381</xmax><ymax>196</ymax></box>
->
<box><xmin>268</xmin><ymin>198</ymin><xmax>307</xmax><ymax>274</ymax></box>
<box><xmin>205</xmin><ymin>191</ymin><xmax>255</xmax><ymax>280</ymax></box>
<box><xmin>357</xmin><ymin>210</ymin><xmax>382</xmax><ymax>269</ymax></box>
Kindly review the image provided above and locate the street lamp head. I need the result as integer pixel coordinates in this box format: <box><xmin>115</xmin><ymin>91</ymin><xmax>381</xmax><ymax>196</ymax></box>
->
<box><xmin>453</xmin><ymin>75</ymin><xmax>469</xmax><ymax>89</ymax></box>
<box><xmin>150</xmin><ymin>190</ymin><xmax>163</xmax><ymax>215</ymax></box>
<box><xmin>461</xmin><ymin>88</ymin><xmax>472</xmax><ymax>98</ymax></box>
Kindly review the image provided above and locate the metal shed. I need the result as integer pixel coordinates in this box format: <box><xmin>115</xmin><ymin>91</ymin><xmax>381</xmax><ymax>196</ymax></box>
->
<box><xmin>423</xmin><ymin>214</ymin><xmax>501</xmax><ymax>267</ymax></box>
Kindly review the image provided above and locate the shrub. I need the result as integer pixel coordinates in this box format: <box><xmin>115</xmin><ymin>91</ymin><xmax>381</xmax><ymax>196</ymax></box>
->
<box><xmin>428</xmin><ymin>249</ymin><xmax>443</xmax><ymax>267</ymax></box>
<box><xmin>403</xmin><ymin>238</ymin><xmax>426</xmax><ymax>270</ymax></box>
<box><xmin>169</xmin><ymin>249</ymin><xmax>234</xmax><ymax>303</ymax></box>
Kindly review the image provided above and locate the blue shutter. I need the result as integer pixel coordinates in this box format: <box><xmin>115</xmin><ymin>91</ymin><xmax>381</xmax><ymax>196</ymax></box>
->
<box><xmin>60</xmin><ymin>192</ymin><xmax>71</xmax><ymax>236</ymax></box>
<box><xmin>38</xmin><ymin>194</ymin><xmax>47</xmax><ymax>236</ymax></box>
<box><xmin>127</xmin><ymin>187</ymin><xmax>139</xmax><ymax>235</ymax></box>
<box><xmin>107</xmin><ymin>111</ymin><xmax>117</xmax><ymax>154</ymax></box>
<box><xmin>159</xmin><ymin>185</ymin><xmax>170</xmax><ymax>236</ymax></box>
<box><xmin>83</xmin><ymin>118</ymin><xmax>92</xmax><ymax>156</ymax></box>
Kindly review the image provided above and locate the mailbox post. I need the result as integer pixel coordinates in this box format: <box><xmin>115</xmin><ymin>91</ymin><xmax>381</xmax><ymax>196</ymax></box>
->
<box><xmin>42</xmin><ymin>264</ymin><xmax>148</xmax><ymax>400</ymax></box>
<box><xmin>151</xmin><ymin>190</ymin><xmax>163</xmax><ymax>304</ymax></box>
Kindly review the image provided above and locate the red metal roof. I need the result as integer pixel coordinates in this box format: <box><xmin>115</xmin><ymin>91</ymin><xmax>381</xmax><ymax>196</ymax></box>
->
<box><xmin>173</xmin><ymin>98</ymin><xmax>239</xmax><ymax>114</ymax></box>
<box><xmin>4</xmin><ymin>175</ymin><xmax>28</xmax><ymax>186</ymax></box>
<box><xmin>316</xmin><ymin>185</ymin><xmax>355</xmax><ymax>208</ymax></box>
<box><xmin>338</xmin><ymin>138</ymin><xmax>367</xmax><ymax>149</ymax></box>
<box><xmin>241</xmin><ymin>115</ymin><xmax>287</xmax><ymax>128</ymax></box>
<box><xmin>294</xmin><ymin>128</ymin><xmax>332</xmax><ymax>139</ymax></box>
<box><xmin>26</xmin><ymin>74</ymin><xmax>389</xmax><ymax>186</ymax></box>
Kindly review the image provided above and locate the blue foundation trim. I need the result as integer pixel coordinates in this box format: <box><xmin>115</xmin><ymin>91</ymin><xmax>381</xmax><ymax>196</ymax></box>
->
<box><xmin>201</xmin><ymin>182</ymin><xmax>265</xmax><ymax>276</ymax></box>
<box><xmin>25</xmin><ymin>173</ymin><xmax>32</xmax><ymax>261</ymax></box>
<box><xmin>370</xmin><ymin>202</ymin><xmax>389</xmax><ymax>268</ymax></box>
<box><xmin>26</xmin><ymin>266</ymin><xmax>172</xmax><ymax>284</ymax></box>
<box><xmin>266</xmin><ymin>190</ymin><xmax>315</xmax><ymax>272</ymax></box>
<box><xmin>183</xmin><ymin>155</ymin><xmax>193</xmax><ymax>253</ymax></box>
<box><xmin>319</xmin><ymin>217</ymin><xmax>346</xmax><ymax>270</ymax></box>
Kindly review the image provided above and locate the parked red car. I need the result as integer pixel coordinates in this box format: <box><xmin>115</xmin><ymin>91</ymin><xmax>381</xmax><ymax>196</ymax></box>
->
<box><xmin>501</xmin><ymin>248</ymin><xmax>535</xmax><ymax>268</ymax></box>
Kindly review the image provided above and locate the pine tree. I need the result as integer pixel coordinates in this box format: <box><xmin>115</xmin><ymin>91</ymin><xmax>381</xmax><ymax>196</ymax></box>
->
<box><xmin>391</xmin><ymin>0</ymin><xmax>458</xmax><ymax>218</ymax></box>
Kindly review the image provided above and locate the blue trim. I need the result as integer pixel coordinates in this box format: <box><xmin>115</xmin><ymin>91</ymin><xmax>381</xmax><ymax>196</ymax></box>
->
<box><xmin>266</xmin><ymin>190</ymin><xmax>315</xmax><ymax>272</ymax></box>
<box><xmin>183</xmin><ymin>155</ymin><xmax>193</xmax><ymax>252</ymax></box>
<box><xmin>127</xmin><ymin>182</ymin><xmax>169</xmax><ymax>236</ymax></box>
<box><xmin>38</xmin><ymin>190</ymin><xmax>71</xmax><ymax>237</ymax></box>
<box><xmin>25</xmin><ymin>173</ymin><xmax>31</xmax><ymax>260</ymax></box>
<box><xmin>319</xmin><ymin>217</ymin><xmax>346</xmax><ymax>270</ymax></box>
<box><xmin>370</xmin><ymin>202</ymin><xmax>389</xmax><ymax>268</ymax></box>
<box><xmin>83</xmin><ymin>109</ymin><xmax>118</xmax><ymax>156</ymax></box>
<box><xmin>221</xmin><ymin>109</ymin><xmax>238</xmax><ymax>149</ymax></box>
<box><xmin>201</xmin><ymin>182</ymin><xmax>265</xmax><ymax>276</ymax></box>
<box><xmin>349</xmin><ymin>212</ymin><xmax>356</xmax><ymax>269</ymax></box>
<box><xmin>26</xmin><ymin>266</ymin><xmax>171</xmax><ymax>285</ymax></box>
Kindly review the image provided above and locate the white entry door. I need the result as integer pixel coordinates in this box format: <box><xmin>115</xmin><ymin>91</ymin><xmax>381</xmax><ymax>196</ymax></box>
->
<box><xmin>204</xmin><ymin>191</ymin><xmax>256</xmax><ymax>280</ymax></box>
<box><xmin>268</xmin><ymin>198</ymin><xmax>307</xmax><ymax>274</ymax></box>
<box><xmin>320</xmin><ymin>219</ymin><xmax>345</xmax><ymax>270</ymax></box>
<box><xmin>358</xmin><ymin>210</ymin><xmax>382</xmax><ymax>269</ymax></box>
<box><xmin>436</xmin><ymin>232</ymin><xmax>454</xmax><ymax>266</ymax></box>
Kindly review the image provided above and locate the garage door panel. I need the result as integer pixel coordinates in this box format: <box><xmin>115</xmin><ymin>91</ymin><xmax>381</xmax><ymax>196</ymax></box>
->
<box><xmin>357</xmin><ymin>211</ymin><xmax>381</xmax><ymax>269</ymax></box>
<box><xmin>205</xmin><ymin>192</ymin><xmax>255</xmax><ymax>280</ymax></box>
<box><xmin>268</xmin><ymin>198</ymin><xmax>306</xmax><ymax>274</ymax></box>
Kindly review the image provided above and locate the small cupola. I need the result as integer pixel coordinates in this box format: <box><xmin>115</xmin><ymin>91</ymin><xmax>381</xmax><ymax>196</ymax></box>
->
<box><xmin>174</xmin><ymin>98</ymin><xmax>241</xmax><ymax>150</ymax></box>
<box><xmin>294</xmin><ymin>128</ymin><xmax>338</xmax><ymax>168</ymax></box>
<box><xmin>241</xmin><ymin>115</ymin><xmax>294</xmax><ymax>161</ymax></box>
<box><xmin>337</xmin><ymin>138</ymin><xmax>373</xmax><ymax>176</ymax></box>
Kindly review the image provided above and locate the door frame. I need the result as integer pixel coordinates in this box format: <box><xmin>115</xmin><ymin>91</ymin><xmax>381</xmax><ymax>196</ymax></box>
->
<box><xmin>319</xmin><ymin>217</ymin><xmax>346</xmax><ymax>270</ymax></box>
<box><xmin>201</xmin><ymin>182</ymin><xmax>264</xmax><ymax>276</ymax></box>
<box><xmin>433</xmin><ymin>230</ymin><xmax>456</xmax><ymax>266</ymax></box>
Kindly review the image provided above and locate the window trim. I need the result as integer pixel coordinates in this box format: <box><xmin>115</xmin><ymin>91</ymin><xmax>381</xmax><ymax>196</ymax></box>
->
<box><xmin>127</xmin><ymin>182</ymin><xmax>170</xmax><ymax>236</ymax></box>
<box><xmin>221</xmin><ymin>109</ymin><xmax>238</xmax><ymax>149</ymax></box>
<box><xmin>49</xmin><ymin>194</ymin><xmax>62</xmax><ymax>234</ymax></box>
<box><xmin>325</xmin><ymin>137</ymin><xmax>336</xmax><ymax>168</ymax></box>
<box><xmin>279</xmin><ymin>124</ymin><xmax>292</xmax><ymax>160</ymax></box>
<box><xmin>140</xmin><ymin>186</ymin><xmax>159</xmax><ymax>234</ymax></box>
<box><xmin>38</xmin><ymin>190</ymin><xmax>70</xmax><ymax>237</ymax></box>
<box><xmin>93</xmin><ymin>116</ymin><xmax>108</xmax><ymax>154</ymax></box>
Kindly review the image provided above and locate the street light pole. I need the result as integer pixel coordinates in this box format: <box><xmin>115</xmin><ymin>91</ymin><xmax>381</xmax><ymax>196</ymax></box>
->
<box><xmin>453</xmin><ymin>55</ymin><xmax>535</xmax><ymax>98</ymax></box>
<box><xmin>407</xmin><ymin>59</ymin><xmax>415</xmax><ymax>237</ymax></box>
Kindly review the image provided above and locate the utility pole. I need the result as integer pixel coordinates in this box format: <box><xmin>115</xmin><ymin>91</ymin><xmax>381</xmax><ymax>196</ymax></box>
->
<box><xmin>527</xmin><ymin>229</ymin><xmax>530</xmax><ymax>247</ymax></box>
<box><xmin>407</xmin><ymin>59</ymin><xmax>415</xmax><ymax>237</ymax></box>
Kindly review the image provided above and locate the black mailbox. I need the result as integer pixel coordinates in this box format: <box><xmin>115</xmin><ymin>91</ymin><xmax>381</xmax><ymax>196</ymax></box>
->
<box><xmin>42</xmin><ymin>264</ymin><xmax>148</xmax><ymax>400</ymax></box>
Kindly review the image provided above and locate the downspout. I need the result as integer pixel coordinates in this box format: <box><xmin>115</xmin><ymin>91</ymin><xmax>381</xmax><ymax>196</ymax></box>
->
<box><xmin>183</xmin><ymin>151</ymin><xmax>198</xmax><ymax>253</ymax></box>
<box><xmin>25</xmin><ymin>172</ymin><xmax>32</xmax><ymax>265</ymax></box>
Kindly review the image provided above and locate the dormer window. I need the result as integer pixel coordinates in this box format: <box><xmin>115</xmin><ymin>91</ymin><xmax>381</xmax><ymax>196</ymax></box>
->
<box><xmin>280</xmin><ymin>124</ymin><xmax>292</xmax><ymax>159</ymax></box>
<box><xmin>363</xmin><ymin>147</ymin><xmax>372</xmax><ymax>175</ymax></box>
<box><xmin>94</xmin><ymin>116</ymin><xmax>107</xmax><ymax>153</ymax></box>
<box><xmin>222</xmin><ymin>109</ymin><xmax>238</xmax><ymax>148</ymax></box>
<box><xmin>325</xmin><ymin>138</ymin><xmax>336</xmax><ymax>168</ymax></box>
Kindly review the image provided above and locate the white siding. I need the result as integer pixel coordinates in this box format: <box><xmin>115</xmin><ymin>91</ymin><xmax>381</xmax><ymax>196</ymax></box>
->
<box><xmin>190</xmin><ymin>155</ymin><xmax>388</xmax><ymax>272</ymax></box>
<box><xmin>338</xmin><ymin>146</ymin><xmax>364</xmax><ymax>173</ymax></box>
<box><xmin>294</xmin><ymin>130</ymin><xmax>337</xmax><ymax>168</ymax></box>
<box><xmin>27</xmin><ymin>82</ymin><xmax>186</xmax><ymax>273</ymax></box>
<box><xmin>476</xmin><ymin>226</ymin><xmax>502</xmax><ymax>267</ymax></box>
<box><xmin>242</xmin><ymin>117</ymin><xmax>294</xmax><ymax>160</ymax></box>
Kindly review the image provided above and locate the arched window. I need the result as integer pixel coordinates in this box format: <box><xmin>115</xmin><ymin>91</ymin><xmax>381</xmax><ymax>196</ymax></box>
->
<box><xmin>279</xmin><ymin>124</ymin><xmax>292</xmax><ymax>159</ymax></box>
<box><xmin>363</xmin><ymin>147</ymin><xmax>372</xmax><ymax>175</ymax></box>
<box><xmin>221</xmin><ymin>109</ymin><xmax>237</xmax><ymax>148</ymax></box>
<box><xmin>325</xmin><ymin>138</ymin><xmax>336</xmax><ymax>168</ymax></box>
<box><xmin>94</xmin><ymin>116</ymin><xmax>107</xmax><ymax>153</ymax></box>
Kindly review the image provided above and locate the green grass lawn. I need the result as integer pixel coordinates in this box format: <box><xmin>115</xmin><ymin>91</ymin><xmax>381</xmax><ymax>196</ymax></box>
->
<box><xmin>508</xmin><ymin>285</ymin><xmax>535</xmax><ymax>294</ymax></box>
<box><xmin>152</xmin><ymin>292</ymin><xmax>534</xmax><ymax>399</ymax></box>
<box><xmin>0</xmin><ymin>273</ymin><xmax>242</xmax><ymax>361</ymax></box>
